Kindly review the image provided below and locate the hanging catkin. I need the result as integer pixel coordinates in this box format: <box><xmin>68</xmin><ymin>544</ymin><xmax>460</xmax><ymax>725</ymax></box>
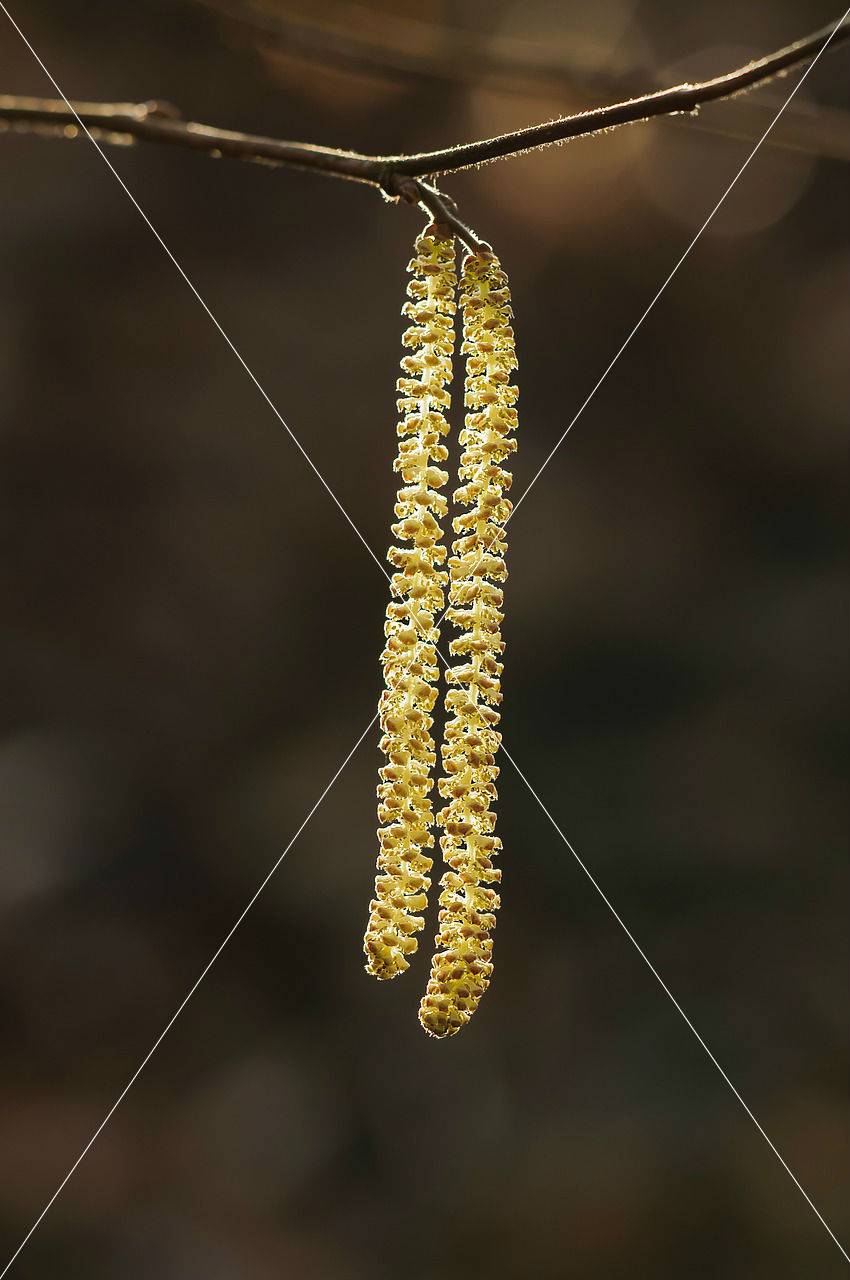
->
<box><xmin>419</xmin><ymin>249</ymin><xmax>518</xmax><ymax>1037</ymax></box>
<box><xmin>363</xmin><ymin>225</ymin><xmax>456</xmax><ymax>980</ymax></box>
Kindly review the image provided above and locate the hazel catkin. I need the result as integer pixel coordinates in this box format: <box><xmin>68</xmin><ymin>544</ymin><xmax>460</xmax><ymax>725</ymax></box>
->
<box><xmin>419</xmin><ymin>249</ymin><xmax>518</xmax><ymax>1036</ymax></box>
<box><xmin>363</xmin><ymin>226</ymin><xmax>456</xmax><ymax>980</ymax></box>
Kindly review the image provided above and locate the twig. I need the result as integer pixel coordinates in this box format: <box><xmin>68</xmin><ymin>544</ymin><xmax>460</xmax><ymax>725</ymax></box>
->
<box><xmin>0</xmin><ymin>15</ymin><xmax>847</xmax><ymax>228</ymax></box>
<box><xmin>390</xmin><ymin>17</ymin><xmax>850</xmax><ymax>175</ymax></box>
<box><xmin>0</xmin><ymin>93</ymin><xmax>383</xmax><ymax>181</ymax></box>
<box><xmin>203</xmin><ymin>0</ymin><xmax>850</xmax><ymax>161</ymax></box>
<box><xmin>383</xmin><ymin>173</ymin><xmax>490</xmax><ymax>253</ymax></box>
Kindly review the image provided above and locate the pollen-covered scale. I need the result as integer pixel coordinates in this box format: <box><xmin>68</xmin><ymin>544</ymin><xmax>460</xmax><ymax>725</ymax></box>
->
<box><xmin>363</xmin><ymin>225</ymin><xmax>456</xmax><ymax>980</ymax></box>
<box><xmin>419</xmin><ymin>249</ymin><xmax>518</xmax><ymax>1038</ymax></box>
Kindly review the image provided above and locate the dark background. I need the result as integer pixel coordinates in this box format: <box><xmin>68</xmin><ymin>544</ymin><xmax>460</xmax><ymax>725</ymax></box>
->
<box><xmin>0</xmin><ymin>2</ymin><xmax>847</xmax><ymax>1276</ymax></box>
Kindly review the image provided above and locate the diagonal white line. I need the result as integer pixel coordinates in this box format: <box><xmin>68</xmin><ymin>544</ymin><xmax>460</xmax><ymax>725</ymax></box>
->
<box><xmin>0</xmin><ymin>709</ymin><xmax>380</xmax><ymax>1279</ymax></box>
<box><xmin>420</xmin><ymin>0</ymin><xmax>848</xmax><ymax>662</ymax></box>
<box><xmin>497</xmin><ymin>741</ymin><xmax>850</xmax><ymax>1263</ymax></box>
<box><xmin>0</xmin><ymin>8</ymin><xmax>402</xmax><ymax>1270</ymax></box>
<box><xmin>421</xmin><ymin>610</ymin><xmax>850</xmax><ymax>1257</ymax></box>
<box><xmin>1</xmin><ymin>1</ymin><xmax>846</xmax><ymax>1270</ymax></box>
<box><xmin>505</xmin><ymin>7</ymin><xmax>850</xmax><ymax>527</ymax></box>
<box><xmin>0</xmin><ymin>0</ymin><xmax>390</xmax><ymax>589</ymax></box>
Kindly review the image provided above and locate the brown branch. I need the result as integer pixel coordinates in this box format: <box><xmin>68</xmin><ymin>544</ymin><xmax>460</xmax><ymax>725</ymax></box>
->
<box><xmin>0</xmin><ymin>94</ymin><xmax>383</xmax><ymax>181</ymax></box>
<box><xmin>0</xmin><ymin>15</ymin><xmax>847</xmax><ymax>234</ymax></box>
<box><xmin>389</xmin><ymin>176</ymin><xmax>491</xmax><ymax>253</ymax></box>
<box><xmin>390</xmin><ymin>17</ymin><xmax>850</xmax><ymax>175</ymax></box>
<box><xmin>202</xmin><ymin>0</ymin><xmax>850</xmax><ymax>161</ymax></box>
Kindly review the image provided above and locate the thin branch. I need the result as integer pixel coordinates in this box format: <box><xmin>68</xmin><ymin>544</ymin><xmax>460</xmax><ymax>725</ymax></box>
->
<box><xmin>203</xmin><ymin>0</ymin><xmax>850</xmax><ymax>161</ymax></box>
<box><xmin>387</xmin><ymin>175</ymin><xmax>491</xmax><ymax>253</ymax></box>
<box><xmin>390</xmin><ymin>17</ymin><xmax>850</xmax><ymax>175</ymax></box>
<box><xmin>0</xmin><ymin>94</ymin><xmax>383</xmax><ymax>181</ymax></box>
<box><xmin>0</xmin><ymin>15</ymin><xmax>847</xmax><ymax>213</ymax></box>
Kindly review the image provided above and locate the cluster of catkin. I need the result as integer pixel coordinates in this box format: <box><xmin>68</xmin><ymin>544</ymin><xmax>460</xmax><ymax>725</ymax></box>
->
<box><xmin>363</xmin><ymin>223</ymin><xmax>518</xmax><ymax>1038</ymax></box>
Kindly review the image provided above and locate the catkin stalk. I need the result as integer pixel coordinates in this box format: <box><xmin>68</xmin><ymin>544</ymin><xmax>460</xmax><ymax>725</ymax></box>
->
<box><xmin>363</xmin><ymin>226</ymin><xmax>456</xmax><ymax>980</ymax></box>
<box><xmin>419</xmin><ymin>250</ymin><xmax>518</xmax><ymax>1036</ymax></box>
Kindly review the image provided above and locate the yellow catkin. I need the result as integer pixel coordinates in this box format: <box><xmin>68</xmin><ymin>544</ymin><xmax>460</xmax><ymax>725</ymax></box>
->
<box><xmin>363</xmin><ymin>225</ymin><xmax>457</xmax><ymax>980</ymax></box>
<box><xmin>419</xmin><ymin>249</ymin><xmax>518</xmax><ymax>1037</ymax></box>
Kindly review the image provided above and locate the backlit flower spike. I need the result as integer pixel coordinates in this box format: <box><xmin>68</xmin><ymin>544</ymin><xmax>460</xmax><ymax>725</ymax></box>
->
<box><xmin>419</xmin><ymin>248</ymin><xmax>518</xmax><ymax>1037</ymax></box>
<box><xmin>363</xmin><ymin>224</ymin><xmax>457</xmax><ymax>981</ymax></box>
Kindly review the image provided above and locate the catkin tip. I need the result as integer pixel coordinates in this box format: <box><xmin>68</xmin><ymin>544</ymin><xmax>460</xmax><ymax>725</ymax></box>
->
<box><xmin>418</xmin><ymin>1017</ymin><xmax>460</xmax><ymax>1039</ymax></box>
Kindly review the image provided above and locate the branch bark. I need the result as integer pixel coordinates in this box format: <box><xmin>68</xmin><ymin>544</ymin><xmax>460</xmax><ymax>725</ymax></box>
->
<box><xmin>0</xmin><ymin>14</ymin><xmax>846</xmax><ymax>243</ymax></box>
<box><xmin>204</xmin><ymin>0</ymin><xmax>850</xmax><ymax>161</ymax></box>
<box><xmin>390</xmin><ymin>17</ymin><xmax>850</xmax><ymax>175</ymax></box>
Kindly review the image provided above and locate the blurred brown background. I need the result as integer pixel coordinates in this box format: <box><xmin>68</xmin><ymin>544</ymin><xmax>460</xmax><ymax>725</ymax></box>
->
<box><xmin>0</xmin><ymin>2</ymin><xmax>847</xmax><ymax>1277</ymax></box>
